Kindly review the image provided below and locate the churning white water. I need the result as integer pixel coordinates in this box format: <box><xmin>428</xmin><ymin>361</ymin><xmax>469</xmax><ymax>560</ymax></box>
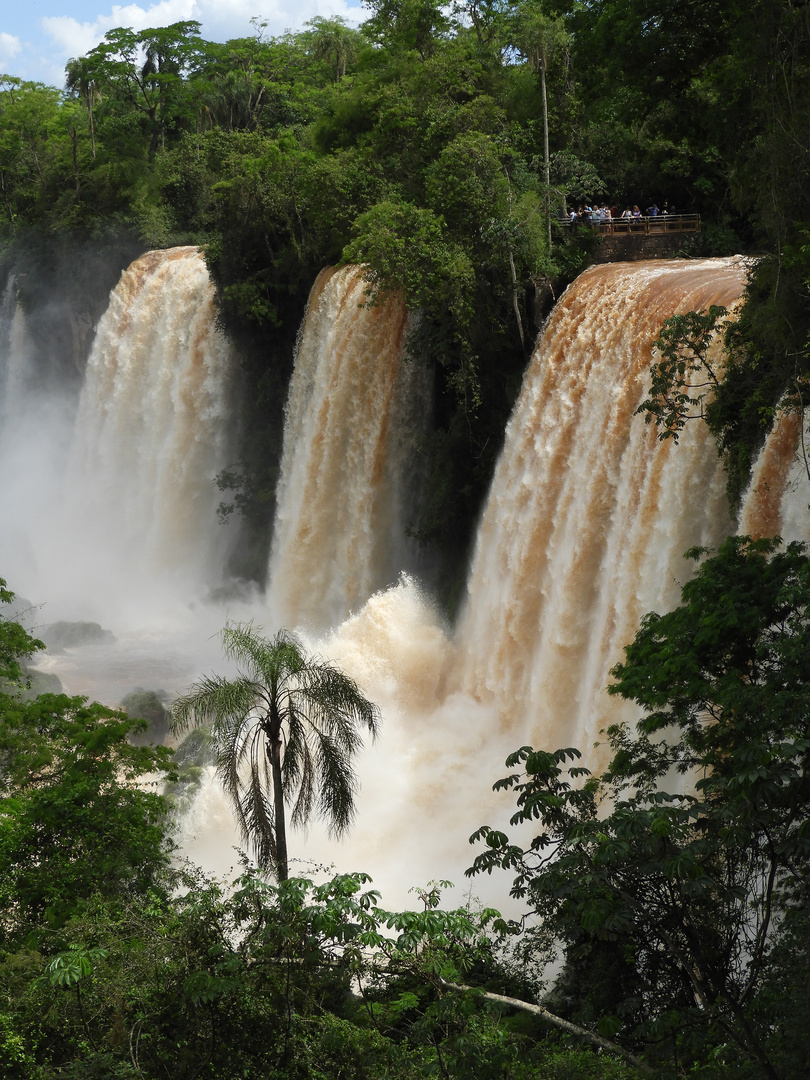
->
<box><xmin>3</xmin><ymin>250</ymin><xmax>810</xmax><ymax>909</ymax></box>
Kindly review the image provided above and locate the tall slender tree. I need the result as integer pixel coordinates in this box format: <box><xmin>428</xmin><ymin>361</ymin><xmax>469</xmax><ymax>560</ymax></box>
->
<box><xmin>65</xmin><ymin>57</ymin><xmax>100</xmax><ymax>162</ymax></box>
<box><xmin>171</xmin><ymin>624</ymin><xmax>379</xmax><ymax>880</ymax></box>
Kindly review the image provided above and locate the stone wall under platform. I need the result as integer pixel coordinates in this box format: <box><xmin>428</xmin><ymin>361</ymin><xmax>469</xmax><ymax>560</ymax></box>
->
<box><xmin>593</xmin><ymin>230</ymin><xmax>697</xmax><ymax>262</ymax></box>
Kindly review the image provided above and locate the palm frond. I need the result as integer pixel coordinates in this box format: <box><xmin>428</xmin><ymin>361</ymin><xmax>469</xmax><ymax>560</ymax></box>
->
<box><xmin>171</xmin><ymin>675</ymin><xmax>260</xmax><ymax>734</ymax></box>
<box><xmin>236</xmin><ymin>761</ymin><xmax>277</xmax><ymax>871</ymax></box>
<box><xmin>314</xmin><ymin>731</ymin><xmax>356</xmax><ymax>835</ymax></box>
<box><xmin>281</xmin><ymin>716</ymin><xmax>305</xmax><ymax>789</ymax></box>
<box><xmin>296</xmin><ymin>661</ymin><xmax>380</xmax><ymax>742</ymax></box>
<box><xmin>289</xmin><ymin>743</ymin><xmax>316</xmax><ymax>830</ymax></box>
<box><xmin>222</xmin><ymin>623</ymin><xmax>307</xmax><ymax>690</ymax></box>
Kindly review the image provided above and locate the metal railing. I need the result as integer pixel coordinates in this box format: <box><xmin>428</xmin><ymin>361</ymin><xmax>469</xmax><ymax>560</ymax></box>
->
<box><xmin>557</xmin><ymin>214</ymin><xmax>701</xmax><ymax>235</ymax></box>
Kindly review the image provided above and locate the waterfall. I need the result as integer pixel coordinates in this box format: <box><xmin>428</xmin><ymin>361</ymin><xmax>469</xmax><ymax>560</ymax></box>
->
<box><xmin>0</xmin><ymin>277</ymin><xmax>31</xmax><ymax>422</ymax></box>
<box><xmin>268</xmin><ymin>265</ymin><xmax>430</xmax><ymax>630</ymax></box>
<box><xmin>452</xmin><ymin>258</ymin><xmax>750</xmax><ymax>759</ymax></box>
<box><xmin>0</xmin><ymin>280</ymin><xmax>77</xmax><ymax>599</ymax></box>
<box><xmin>5</xmin><ymin>249</ymin><xmax>810</xmax><ymax>906</ymax></box>
<box><xmin>739</xmin><ymin>410</ymin><xmax>810</xmax><ymax>541</ymax></box>
<box><xmin>0</xmin><ymin>247</ymin><xmax>239</xmax><ymax>622</ymax></box>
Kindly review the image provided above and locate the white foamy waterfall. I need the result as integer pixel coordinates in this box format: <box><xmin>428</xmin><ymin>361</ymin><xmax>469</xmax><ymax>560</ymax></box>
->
<box><xmin>268</xmin><ymin>265</ymin><xmax>430</xmax><ymax>631</ymax></box>
<box><xmin>15</xmin><ymin>247</ymin><xmax>238</xmax><ymax>622</ymax></box>
<box><xmin>0</xmin><ymin>280</ymin><xmax>77</xmax><ymax>601</ymax></box>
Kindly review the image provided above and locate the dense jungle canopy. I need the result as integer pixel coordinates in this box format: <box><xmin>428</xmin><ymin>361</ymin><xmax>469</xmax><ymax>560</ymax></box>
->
<box><xmin>2</xmin><ymin>0</ymin><xmax>809</xmax><ymax>593</ymax></box>
<box><xmin>2</xmin><ymin>3</ymin><xmax>810</xmax><ymax>1079</ymax></box>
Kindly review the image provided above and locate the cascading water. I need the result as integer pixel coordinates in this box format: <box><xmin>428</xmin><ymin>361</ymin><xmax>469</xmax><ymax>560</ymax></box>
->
<box><xmin>0</xmin><ymin>247</ymin><xmax>239</xmax><ymax>624</ymax></box>
<box><xmin>5</xmin><ymin>249</ymin><xmax>810</xmax><ymax>906</ymax></box>
<box><xmin>0</xmin><ymin>281</ymin><xmax>77</xmax><ymax>603</ymax></box>
<box><xmin>267</xmin><ymin>265</ymin><xmax>430</xmax><ymax>630</ymax></box>
<box><xmin>739</xmin><ymin>409</ymin><xmax>810</xmax><ymax>541</ymax></box>
<box><xmin>0</xmin><ymin>277</ymin><xmax>31</xmax><ymax>421</ymax></box>
<box><xmin>452</xmin><ymin>258</ymin><xmax>749</xmax><ymax>761</ymax></box>
<box><xmin>66</xmin><ymin>246</ymin><xmax>239</xmax><ymax>616</ymax></box>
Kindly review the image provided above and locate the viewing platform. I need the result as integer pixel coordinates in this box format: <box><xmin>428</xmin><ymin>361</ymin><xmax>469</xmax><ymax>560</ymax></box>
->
<box><xmin>555</xmin><ymin>214</ymin><xmax>702</xmax><ymax>262</ymax></box>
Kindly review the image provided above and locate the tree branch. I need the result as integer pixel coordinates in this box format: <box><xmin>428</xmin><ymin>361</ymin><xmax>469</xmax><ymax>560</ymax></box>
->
<box><xmin>438</xmin><ymin>978</ymin><xmax>653</xmax><ymax>1074</ymax></box>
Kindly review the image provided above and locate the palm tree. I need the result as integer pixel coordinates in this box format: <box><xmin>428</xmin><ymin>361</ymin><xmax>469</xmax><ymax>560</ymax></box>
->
<box><xmin>171</xmin><ymin>624</ymin><xmax>379</xmax><ymax>880</ymax></box>
<box><xmin>305</xmin><ymin>16</ymin><xmax>361</xmax><ymax>82</ymax></box>
<box><xmin>65</xmin><ymin>56</ymin><xmax>101</xmax><ymax>162</ymax></box>
<box><xmin>515</xmin><ymin>10</ymin><xmax>570</xmax><ymax>246</ymax></box>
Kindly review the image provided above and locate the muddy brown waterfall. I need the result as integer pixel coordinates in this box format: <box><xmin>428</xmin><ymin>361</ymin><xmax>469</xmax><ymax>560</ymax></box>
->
<box><xmin>452</xmin><ymin>258</ymin><xmax>751</xmax><ymax>761</ymax></box>
<box><xmin>3</xmin><ymin>251</ymin><xmax>809</xmax><ymax>902</ymax></box>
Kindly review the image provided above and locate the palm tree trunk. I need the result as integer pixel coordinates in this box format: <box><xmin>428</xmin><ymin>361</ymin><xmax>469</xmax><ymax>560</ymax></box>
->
<box><xmin>87</xmin><ymin>94</ymin><xmax>96</xmax><ymax>162</ymax></box>
<box><xmin>270</xmin><ymin>735</ymin><xmax>289</xmax><ymax>881</ymax></box>
<box><xmin>540</xmin><ymin>55</ymin><xmax>551</xmax><ymax>251</ymax></box>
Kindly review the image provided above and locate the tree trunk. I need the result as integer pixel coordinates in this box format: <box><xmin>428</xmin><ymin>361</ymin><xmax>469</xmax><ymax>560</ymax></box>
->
<box><xmin>68</xmin><ymin>123</ymin><xmax>81</xmax><ymax>199</ymax></box>
<box><xmin>270</xmin><ymin>732</ymin><xmax>289</xmax><ymax>881</ymax></box>
<box><xmin>540</xmin><ymin>55</ymin><xmax>551</xmax><ymax>250</ymax></box>
<box><xmin>87</xmin><ymin>93</ymin><xmax>96</xmax><ymax>162</ymax></box>
<box><xmin>508</xmin><ymin>245</ymin><xmax>526</xmax><ymax>353</ymax></box>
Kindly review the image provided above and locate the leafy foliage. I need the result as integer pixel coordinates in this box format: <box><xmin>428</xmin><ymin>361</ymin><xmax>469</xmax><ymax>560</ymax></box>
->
<box><xmin>0</xmin><ymin>582</ymin><xmax>175</xmax><ymax>947</ymax></box>
<box><xmin>637</xmin><ymin>305</ymin><xmax>729</xmax><ymax>440</ymax></box>
<box><xmin>0</xmin><ymin>690</ymin><xmax>175</xmax><ymax>941</ymax></box>
<box><xmin>0</xmin><ymin>577</ymin><xmax>43</xmax><ymax>686</ymax></box>
<box><xmin>469</xmin><ymin>536</ymin><xmax>810</xmax><ymax>1079</ymax></box>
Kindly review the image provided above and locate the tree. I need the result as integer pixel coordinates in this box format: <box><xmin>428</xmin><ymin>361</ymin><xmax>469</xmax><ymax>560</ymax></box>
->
<box><xmin>469</xmin><ymin>536</ymin><xmax>810</xmax><ymax>1080</ymax></box>
<box><xmin>304</xmin><ymin>17</ymin><xmax>364</xmax><ymax>82</ymax></box>
<box><xmin>65</xmin><ymin>56</ymin><xmax>100</xmax><ymax>161</ymax></box>
<box><xmin>512</xmin><ymin>4</ymin><xmax>570</xmax><ymax>242</ymax></box>
<box><xmin>0</xmin><ymin>78</ymin><xmax>66</xmax><ymax>223</ymax></box>
<box><xmin>362</xmin><ymin>0</ymin><xmax>452</xmax><ymax>59</ymax></box>
<box><xmin>637</xmin><ymin>293</ymin><xmax>810</xmax><ymax>514</ymax></box>
<box><xmin>344</xmin><ymin>198</ymin><xmax>476</xmax><ymax>323</ymax></box>
<box><xmin>171</xmin><ymin>624</ymin><xmax>380</xmax><ymax>881</ymax></box>
<box><xmin>75</xmin><ymin>22</ymin><xmax>210</xmax><ymax>158</ymax></box>
<box><xmin>0</xmin><ymin>692</ymin><xmax>175</xmax><ymax>940</ymax></box>
<box><xmin>636</xmin><ymin>304</ymin><xmax>730</xmax><ymax>441</ymax></box>
<box><xmin>0</xmin><ymin>577</ymin><xmax>43</xmax><ymax>685</ymax></box>
<box><xmin>0</xmin><ymin>581</ymin><xmax>174</xmax><ymax>944</ymax></box>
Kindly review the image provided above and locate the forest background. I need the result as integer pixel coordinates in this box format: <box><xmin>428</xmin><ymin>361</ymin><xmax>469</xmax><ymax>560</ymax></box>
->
<box><xmin>0</xmin><ymin>0</ymin><xmax>809</xmax><ymax>1078</ymax></box>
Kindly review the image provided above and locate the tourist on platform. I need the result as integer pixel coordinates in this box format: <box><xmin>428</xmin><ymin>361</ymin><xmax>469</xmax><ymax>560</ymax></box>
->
<box><xmin>632</xmin><ymin>205</ymin><xmax>642</xmax><ymax>218</ymax></box>
<box><xmin>620</xmin><ymin>207</ymin><xmax>633</xmax><ymax>219</ymax></box>
<box><xmin>647</xmin><ymin>202</ymin><xmax>659</xmax><ymax>216</ymax></box>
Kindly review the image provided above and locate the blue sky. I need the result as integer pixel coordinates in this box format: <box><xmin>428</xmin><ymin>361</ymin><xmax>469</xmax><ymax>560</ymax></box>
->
<box><xmin>1</xmin><ymin>0</ymin><xmax>366</xmax><ymax>88</ymax></box>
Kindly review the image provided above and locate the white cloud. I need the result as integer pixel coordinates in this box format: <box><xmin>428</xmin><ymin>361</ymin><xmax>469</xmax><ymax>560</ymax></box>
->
<box><xmin>186</xmin><ymin>0</ymin><xmax>363</xmax><ymax>43</ymax></box>
<box><xmin>42</xmin><ymin>0</ymin><xmax>366</xmax><ymax>63</ymax></box>
<box><xmin>0</xmin><ymin>32</ymin><xmax>23</xmax><ymax>67</ymax></box>
<box><xmin>42</xmin><ymin>1</ymin><xmax>198</xmax><ymax>58</ymax></box>
<box><xmin>9</xmin><ymin>0</ymin><xmax>367</xmax><ymax>86</ymax></box>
